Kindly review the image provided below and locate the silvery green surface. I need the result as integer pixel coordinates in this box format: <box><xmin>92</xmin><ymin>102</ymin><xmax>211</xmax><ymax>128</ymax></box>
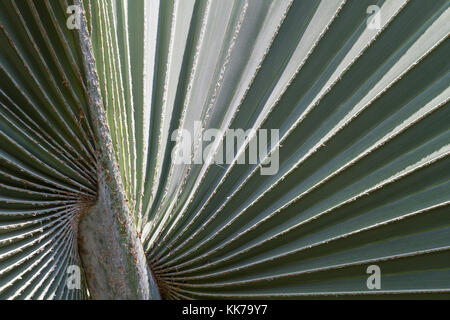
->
<box><xmin>0</xmin><ymin>0</ymin><xmax>449</xmax><ymax>299</ymax></box>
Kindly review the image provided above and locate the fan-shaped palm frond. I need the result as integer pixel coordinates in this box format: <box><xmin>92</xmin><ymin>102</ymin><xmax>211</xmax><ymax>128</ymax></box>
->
<box><xmin>0</xmin><ymin>0</ymin><xmax>449</xmax><ymax>299</ymax></box>
<box><xmin>0</xmin><ymin>0</ymin><xmax>96</xmax><ymax>299</ymax></box>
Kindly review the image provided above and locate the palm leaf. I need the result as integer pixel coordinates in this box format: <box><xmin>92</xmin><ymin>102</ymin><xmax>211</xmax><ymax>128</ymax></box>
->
<box><xmin>0</xmin><ymin>0</ymin><xmax>449</xmax><ymax>299</ymax></box>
